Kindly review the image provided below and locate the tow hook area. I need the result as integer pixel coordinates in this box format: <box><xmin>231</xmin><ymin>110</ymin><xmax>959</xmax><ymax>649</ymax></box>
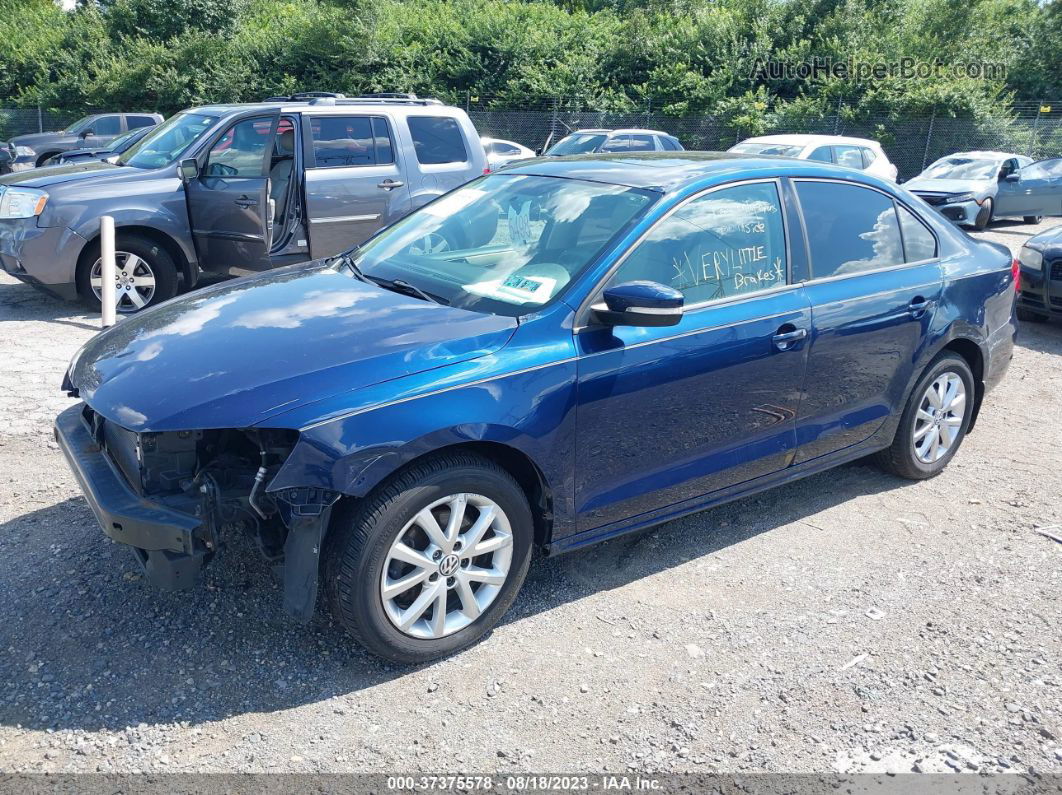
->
<box><xmin>276</xmin><ymin>487</ymin><xmax>341</xmax><ymax>621</ymax></box>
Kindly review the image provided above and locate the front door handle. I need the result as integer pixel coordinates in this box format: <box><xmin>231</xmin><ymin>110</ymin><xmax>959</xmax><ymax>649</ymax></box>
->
<box><xmin>234</xmin><ymin>195</ymin><xmax>258</xmax><ymax>208</ymax></box>
<box><xmin>772</xmin><ymin>327</ymin><xmax>808</xmax><ymax>351</ymax></box>
<box><xmin>908</xmin><ymin>296</ymin><xmax>935</xmax><ymax>317</ymax></box>
<box><xmin>378</xmin><ymin>179</ymin><xmax>404</xmax><ymax>190</ymax></box>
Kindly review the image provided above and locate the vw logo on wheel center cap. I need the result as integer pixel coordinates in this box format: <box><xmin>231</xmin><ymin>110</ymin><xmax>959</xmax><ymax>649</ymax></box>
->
<box><xmin>438</xmin><ymin>553</ymin><xmax>460</xmax><ymax>577</ymax></box>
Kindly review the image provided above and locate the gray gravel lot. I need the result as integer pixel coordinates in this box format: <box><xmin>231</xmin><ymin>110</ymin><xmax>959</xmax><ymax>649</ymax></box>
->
<box><xmin>0</xmin><ymin>219</ymin><xmax>1060</xmax><ymax>775</ymax></box>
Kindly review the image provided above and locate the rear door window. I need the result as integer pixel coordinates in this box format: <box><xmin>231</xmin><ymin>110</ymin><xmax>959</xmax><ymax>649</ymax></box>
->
<box><xmin>601</xmin><ymin>136</ymin><xmax>631</xmax><ymax>152</ymax></box>
<box><xmin>93</xmin><ymin>115</ymin><xmax>123</xmax><ymax>135</ymax></box>
<box><xmin>833</xmin><ymin>145</ymin><xmax>865</xmax><ymax>170</ymax></box>
<box><xmin>861</xmin><ymin>148</ymin><xmax>877</xmax><ymax>169</ymax></box>
<box><xmin>407</xmin><ymin>116</ymin><xmax>468</xmax><ymax>164</ymax></box>
<box><xmin>807</xmin><ymin>146</ymin><xmax>833</xmax><ymax>163</ymax></box>
<box><xmin>309</xmin><ymin>116</ymin><xmax>375</xmax><ymax>167</ymax></box>
<box><xmin>126</xmin><ymin>115</ymin><xmax>157</xmax><ymax>129</ymax></box>
<box><xmin>796</xmin><ymin>181</ymin><xmax>905</xmax><ymax>278</ymax></box>
<box><xmin>629</xmin><ymin>135</ymin><xmax>655</xmax><ymax>151</ymax></box>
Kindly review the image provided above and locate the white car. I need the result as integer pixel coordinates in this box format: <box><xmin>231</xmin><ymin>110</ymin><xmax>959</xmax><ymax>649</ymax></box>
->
<box><xmin>482</xmin><ymin>137</ymin><xmax>535</xmax><ymax>171</ymax></box>
<box><xmin>729</xmin><ymin>134</ymin><xmax>898</xmax><ymax>181</ymax></box>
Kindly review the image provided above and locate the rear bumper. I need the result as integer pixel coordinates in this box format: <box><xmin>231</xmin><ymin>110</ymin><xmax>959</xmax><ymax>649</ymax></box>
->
<box><xmin>54</xmin><ymin>404</ymin><xmax>209</xmax><ymax>589</ymax></box>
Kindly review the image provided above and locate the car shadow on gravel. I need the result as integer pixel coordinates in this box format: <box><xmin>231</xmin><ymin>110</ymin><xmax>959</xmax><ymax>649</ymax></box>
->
<box><xmin>0</xmin><ymin>458</ymin><xmax>912</xmax><ymax>734</ymax></box>
<box><xmin>0</xmin><ymin>280</ymin><xmax>99</xmax><ymax>330</ymax></box>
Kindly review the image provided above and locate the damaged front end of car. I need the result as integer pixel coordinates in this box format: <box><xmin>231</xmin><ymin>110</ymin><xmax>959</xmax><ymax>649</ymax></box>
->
<box><xmin>54</xmin><ymin>401</ymin><xmax>338</xmax><ymax>620</ymax></box>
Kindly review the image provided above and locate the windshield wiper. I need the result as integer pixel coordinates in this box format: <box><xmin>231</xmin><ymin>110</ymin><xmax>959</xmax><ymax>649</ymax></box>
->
<box><xmin>334</xmin><ymin>249</ymin><xmax>370</xmax><ymax>283</ymax></box>
<box><xmin>375</xmin><ymin>277</ymin><xmax>449</xmax><ymax>306</ymax></box>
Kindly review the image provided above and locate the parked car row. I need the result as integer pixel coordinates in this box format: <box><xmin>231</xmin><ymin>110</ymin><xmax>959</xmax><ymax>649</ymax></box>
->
<box><xmin>1</xmin><ymin>112</ymin><xmax>162</xmax><ymax>172</ymax></box>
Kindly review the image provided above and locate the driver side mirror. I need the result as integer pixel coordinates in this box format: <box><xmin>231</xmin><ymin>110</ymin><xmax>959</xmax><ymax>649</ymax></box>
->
<box><xmin>79</xmin><ymin>129</ymin><xmax>93</xmax><ymax>139</ymax></box>
<box><xmin>1004</xmin><ymin>172</ymin><xmax>1020</xmax><ymax>183</ymax></box>
<box><xmin>178</xmin><ymin>158</ymin><xmax>199</xmax><ymax>181</ymax></box>
<box><xmin>591</xmin><ymin>281</ymin><xmax>684</xmax><ymax>327</ymax></box>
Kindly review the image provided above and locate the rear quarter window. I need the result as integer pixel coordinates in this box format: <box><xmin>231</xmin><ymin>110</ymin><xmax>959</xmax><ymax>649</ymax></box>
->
<box><xmin>408</xmin><ymin>116</ymin><xmax>468</xmax><ymax>164</ymax></box>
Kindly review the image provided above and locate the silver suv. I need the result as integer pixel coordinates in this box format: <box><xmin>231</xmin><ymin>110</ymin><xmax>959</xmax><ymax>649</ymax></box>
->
<box><xmin>0</xmin><ymin>94</ymin><xmax>487</xmax><ymax>312</ymax></box>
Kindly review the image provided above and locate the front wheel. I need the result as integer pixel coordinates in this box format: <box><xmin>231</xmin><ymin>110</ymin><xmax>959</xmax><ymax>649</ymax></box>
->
<box><xmin>874</xmin><ymin>353</ymin><xmax>975</xmax><ymax>480</ymax></box>
<box><xmin>77</xmin><ymin>234</ymin><xmax>178</xmax><ymax>314</ymax></box>
<box><xmin>324</xmin><ymin>453</ymin><xmax>533</xmax><ymax>664</ymax></box>
<box><xmin>1023</xmin><ymin>215</ymin><xmax>1042</xmax><ymax>225</ymax></box>
<box><xmin>973</xmin><ymin>198</ymin><xmax>993</xmax><ymax>231</ymax></box>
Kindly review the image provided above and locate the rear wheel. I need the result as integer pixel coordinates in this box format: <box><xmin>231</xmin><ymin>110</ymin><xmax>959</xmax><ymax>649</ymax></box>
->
<box><xmin>874</xmin><ymin>353</ymin><xmax>975</xmax><ymax>480</ymax></box>
<box><xmin>324</xmin><ymin>452</ymin><xmax>533</xmax><ymax>664</ymax></box>
<box><xmin>77</xmin><ymin>234</ymin><xmax>178</xmax><ymax>313</ymax></box>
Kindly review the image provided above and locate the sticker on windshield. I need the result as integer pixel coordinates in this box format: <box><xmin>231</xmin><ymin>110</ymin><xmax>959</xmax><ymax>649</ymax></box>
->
<box><xmin>464</xmin><ymin>273</ymin><xmax>560</xmax><ymax>305</ymax></box>
<box><xmin>507</xmin><ymin>200</ymin><xmax>532</xmax><ymax>248</ymax></box>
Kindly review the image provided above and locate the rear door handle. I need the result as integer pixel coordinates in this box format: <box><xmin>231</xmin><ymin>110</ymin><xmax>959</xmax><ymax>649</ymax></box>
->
<box><xmin>235</xmin><ymin>195</ymin><xmax>258</xmax><ymax>208</ymax></box>
<box><xmin>378</xmin><ymin>179</ymin><xmax>404</xmax><ymax>190</ymax></box>
<box><xmin>908</xmin><ymin>296</ymin><xmax>934</xmax><ymax>317</ymax></box>
<box><xmin>772</xmin><ymin>327</ymin><xmax>808</xmax><ymax>351</ymax></box>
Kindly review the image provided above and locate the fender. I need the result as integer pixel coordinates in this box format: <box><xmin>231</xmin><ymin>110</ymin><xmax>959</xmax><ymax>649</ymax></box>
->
<box><xmin>265</xmin><ymin>352</ymin><xmax>580</xmax><ymax>540</ymax></box>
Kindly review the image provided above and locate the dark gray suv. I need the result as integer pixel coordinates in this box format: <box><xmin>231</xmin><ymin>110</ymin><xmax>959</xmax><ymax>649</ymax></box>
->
<box><xmin>0</xmin><ymin>95</ymin><xmax>487</xmax><ymax>312</ymax></box>
<box><xmin>3</xmin><ymin>112</ymin><xmax>163</xmax><ymax>172</ymax></box>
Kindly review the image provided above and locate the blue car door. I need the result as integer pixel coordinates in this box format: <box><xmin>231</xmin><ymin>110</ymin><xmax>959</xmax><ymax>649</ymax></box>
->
<box><xmin>573</xmin><ymin>180</ymin><xmax>811</xmax><ymax>534</ymax></box>
<box><xmin>791</xmin><ymin>178</ymin><xmax>943</xmax><ymax>463</ymax></box>
<box><xmin>995</xmin><ymin>158</ymin><xmax>1062</xmax><ymax>218</ymax></box>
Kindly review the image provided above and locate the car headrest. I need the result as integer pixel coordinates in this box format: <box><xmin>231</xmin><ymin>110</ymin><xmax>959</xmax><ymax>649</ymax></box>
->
<box><xmin>276</xmin><ymin>128</ymin><xmax>295</xmax><ymax>157</ymax></box>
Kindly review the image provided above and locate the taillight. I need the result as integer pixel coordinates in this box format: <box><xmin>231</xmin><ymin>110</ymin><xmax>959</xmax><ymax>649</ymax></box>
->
<box><xmin>1012</xmin><ymin>258</ymin><xmax>1021</xmax><ymax>293</ymax></box>
<box><xmin>483</xmin><ymin>167</ymin><xmax>491</xmax><ymax>174</ymax></box>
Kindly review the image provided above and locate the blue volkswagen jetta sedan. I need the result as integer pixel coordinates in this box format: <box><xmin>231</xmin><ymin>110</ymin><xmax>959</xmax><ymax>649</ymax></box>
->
<box><xmin>55</xmin><ymin>153</ymin><xmax>1017</xmax><ymax>663</ymax></box>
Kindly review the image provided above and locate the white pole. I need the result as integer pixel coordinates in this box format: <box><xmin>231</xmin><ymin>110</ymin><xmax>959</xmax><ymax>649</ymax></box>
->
<box><xmin>100</xmin><ymin>215</ymin><xmax>116</xmax><ymax>328</ymax></box>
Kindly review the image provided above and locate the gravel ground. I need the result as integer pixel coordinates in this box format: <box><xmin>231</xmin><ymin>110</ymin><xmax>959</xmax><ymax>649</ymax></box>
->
<box><xmin>0</xmin><ymin>218</ymin><xmax>1060</xmax><ymax>776</ymax></box>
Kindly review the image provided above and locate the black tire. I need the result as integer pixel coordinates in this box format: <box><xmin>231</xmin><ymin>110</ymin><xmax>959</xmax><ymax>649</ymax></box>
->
<box><xmin>35</xmin><ymin>152</ymin><xmax>59</xmax><ymax>167</ymax></box>
<box><xmin>973</xmin><ymin>198</ymin><xmax>993</xmax><ymax>231</ymax></box>
<box><xmin>76</xmin><ymin>233</ymin><xmax>178</xmax><ymax>313</ymax></box>
<box><xmin>1017</xmin><ymin>306</ymin><xmax>1048</xmax><ymax>323</ymax></box>
<box><xmin>1023</xmin><ymin>215</ymin><xmax>1042</xmax><ymax>225</ymax></box>
<box><xmin>324</xmin><ymin>452</ymin><xmax>534</xmax><ymax>664</ymax></box>
<box><xmin>874</xmin><ymin>353</ymin><xmax>975</xmax><ymax>480</ymax></box>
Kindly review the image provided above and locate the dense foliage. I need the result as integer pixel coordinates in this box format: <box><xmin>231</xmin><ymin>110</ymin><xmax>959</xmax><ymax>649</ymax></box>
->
<box><xmin>0</xmin><ymin>0</ymin><xmax>1058</xmax><ymax>123</ymax></box>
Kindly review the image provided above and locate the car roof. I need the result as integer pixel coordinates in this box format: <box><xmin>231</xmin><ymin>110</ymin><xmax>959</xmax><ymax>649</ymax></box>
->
<box><xmin>740</xmin><ymin>133</ymin><xmax>881</xmax><ymax>148</ymax></box>
<box><xmin>187</xmin><ymin>100</ymin><xmax>462</xmax><ymax>116</ymax></box>
<box><xmin>568</xmin><ymin>128</ymin><xmax>673</xmax><ymax>137</ymax></box>
<box><xmin>932</xmin><ymin>150</ymin><xmax>1020</xmax><ymax>161</ymax></box>
<box><xmin>502</xmin><ymin>151</ymin><xmax>890</xmax><ymax>192</ymax></box>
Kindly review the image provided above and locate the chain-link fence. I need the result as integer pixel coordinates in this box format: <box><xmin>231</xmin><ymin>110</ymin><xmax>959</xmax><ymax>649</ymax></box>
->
<box><xmin>465</xmin><ymin>96</ymin><xmax>1062</xmax><ymax>181</ymax></box>
<box><xmin>4</xmin><ymin>98</ymin><xmax>1061</xmax><ymax>182</ymax></box>
<box><xmin>0</xmin><ymin>107</ymin><xmax>93</xmax><ymax>140</ymax></box>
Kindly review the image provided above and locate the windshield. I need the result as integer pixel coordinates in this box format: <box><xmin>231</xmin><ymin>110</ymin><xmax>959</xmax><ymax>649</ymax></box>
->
<box><xmin>545</xmin><ymin>134</ymin><xmax>608</xmax><ymax>156</ymax></box>
<box><xmin>730</xmin><ymin>142</ymin><xmax>805</xmax><ymax>157</ymax></box>
<box><xmin>345</xmin><ymin>174</ymin><xmax>657</xmax><ymax>317</ymax></box>
<box><xmin>119</xmin><ymin>112</ymin><xmax>219</xmax><ymax>169</ymax></box>
<box><xmin>920</xmin><ymin>157</ymin><xmax>999</xmax><ymax>181</ymax></box>
<box><xmin>105</xmin><ymin>129</ymin><xmax>140</xmax><ymax>151</ymax></box>
<box><xmin>62</xmin><ymin>115</ymin><xmax>96</xmax><ymax>135</ymax></box>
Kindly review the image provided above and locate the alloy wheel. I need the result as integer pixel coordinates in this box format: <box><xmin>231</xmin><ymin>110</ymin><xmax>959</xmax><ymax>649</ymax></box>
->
<box><xmin>380</xmin><ymin>493</ymin><xmax>513</xmax><ymax>640</ymax></box>
<box><xmin>912</xmin><ymin>372</ymin><xmax>966</xmax><ymax>463</ymax></box>
<box><xmin>408</xmin><ymin>233</ymin><xmax>451</xmax><ymax>256</ymax></box>
<box><xmin>90</xmin><ymin>251</ymin><xmax>157</xmax><ymax>313</ymax></box>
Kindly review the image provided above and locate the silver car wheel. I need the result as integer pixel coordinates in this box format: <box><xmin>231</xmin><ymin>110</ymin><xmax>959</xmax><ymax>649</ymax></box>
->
<box><xmin>408</xmin><ymin>232</ymin><xmax>451</xmax><ymax>256</ymax></box>
<box><xmin>90</xmin><ymin>252</ymin><xmax>156</xmax><ymax>313</ymax></box>
<box><xmin>380</xmin><ymin>493</ymin><xmax>514</xmax><ymax>640</ymax></box>
<box><xmin>913</xmin><ymin>372</ymin><xmax>966</xmax><ymax>464</ymax></box>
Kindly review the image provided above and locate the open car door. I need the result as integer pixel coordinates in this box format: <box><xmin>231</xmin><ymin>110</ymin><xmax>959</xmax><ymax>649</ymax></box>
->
<box><xmin>185</xmin><ymin>111</ymin><xmax>279</xmax><ymax>273</ymax></box>
<box><xmin>995</xmin><ymin>158</ymin><xmax>1062</xmax><ymax>219</ymax></box>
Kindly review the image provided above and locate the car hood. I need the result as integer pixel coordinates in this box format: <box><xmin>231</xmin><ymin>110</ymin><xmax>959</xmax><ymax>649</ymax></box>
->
<box><xmin>1027</xmin><ymin>224</ymin><xmax>1062</xmax><ymax>249</ymax></box>
<box><xmin>66</xmin><ymin>262</ymin><xmax>518</xmax><ymax>432</ymax></box>
<box><xmin>0</xmin><ymin>159</ymin><xmax>128</xmax><ymax>188</ymax></box>
<box><xmin>905</xmin><ymin>177</ymin><xmax>991</xmax><ymax>195</ymax></box>
<box><xmin>9</xmin><ymin>132</ymin><xmax>73</xmax><ymax>148</ymax></box>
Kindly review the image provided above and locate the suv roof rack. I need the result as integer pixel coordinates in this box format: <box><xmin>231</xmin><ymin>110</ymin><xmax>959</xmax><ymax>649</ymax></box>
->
<box><xmin>262</xmin><ymin>92</ymin><xmax>348</xmax><ymax>102</ymax></box>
